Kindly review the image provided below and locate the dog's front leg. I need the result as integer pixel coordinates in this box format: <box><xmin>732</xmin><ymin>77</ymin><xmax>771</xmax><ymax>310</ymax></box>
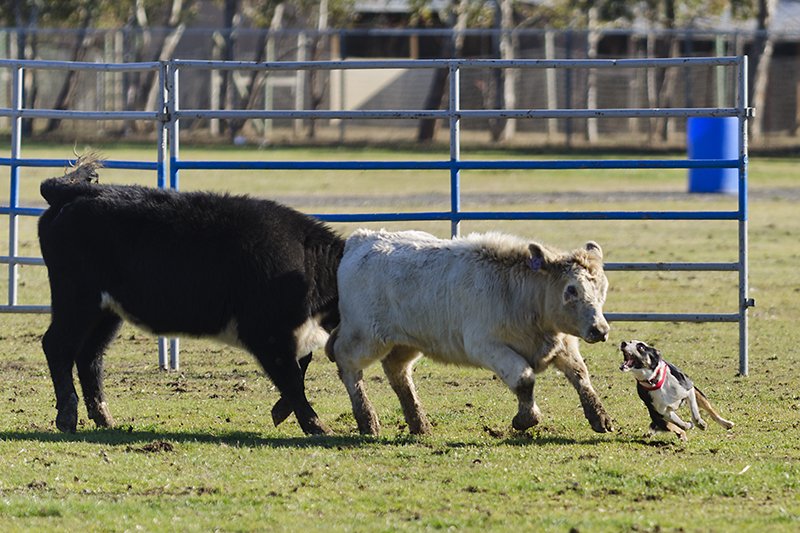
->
<box><xmin>666</xmin><ymin>410</ymin><xmax>694</xmax><ymax>431</ymax></box>
<box><xmin>686</xmin><ymin>389</ymin><xmax>708</xmax><ymax>430</ymax></box>
<box><xmin>664</xmin><ymin>421</ymin><xmax>688</xmax><ymax>441</ymax></box>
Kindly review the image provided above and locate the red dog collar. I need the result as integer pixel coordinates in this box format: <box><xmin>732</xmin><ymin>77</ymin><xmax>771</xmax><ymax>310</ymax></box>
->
<box><xmin>637</xmin><ymin>361</ymin><xmax>668</xmax><ymax>391</ymax></box>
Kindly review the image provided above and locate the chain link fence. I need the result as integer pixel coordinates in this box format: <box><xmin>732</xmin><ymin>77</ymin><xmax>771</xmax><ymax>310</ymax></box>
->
<box><xmin>0</xmin><ymin>27</ymin><xmax>795</xmax><ymax>150</ymax></box>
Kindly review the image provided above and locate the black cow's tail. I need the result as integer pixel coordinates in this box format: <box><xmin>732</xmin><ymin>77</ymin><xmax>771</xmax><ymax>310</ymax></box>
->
<box><xmin>40</xmin><ymin>154</ymin><xmax>103</xmax><ymax>209</ymax></box>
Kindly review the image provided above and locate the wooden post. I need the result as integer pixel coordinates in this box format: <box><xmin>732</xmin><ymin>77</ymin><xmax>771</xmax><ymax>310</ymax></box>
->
<box><xmin>545</xmin><ymin>29</ymin><xmax>558</xmax><ymax>139</ymax></box>
<box><xmin>295</xmin><ymin>32</ymin><xmax>306</xmax><ymax>138</ymax></box>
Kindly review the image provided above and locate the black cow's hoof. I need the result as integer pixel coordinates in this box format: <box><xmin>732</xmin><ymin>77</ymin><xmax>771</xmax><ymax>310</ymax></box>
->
<box><xmin>305</xmin><ymin>418</ymin><xmax>333</xmax><ymax>436</ymax></box>
<box><xmin>271</xmin><ymin>397</ymin><xmax>293</xmax><ymax>427</ymax></box>
<box><xmin>55</xmin><ymin>393</ymin><xmax>79</xmax><ymax>433</ymax></box>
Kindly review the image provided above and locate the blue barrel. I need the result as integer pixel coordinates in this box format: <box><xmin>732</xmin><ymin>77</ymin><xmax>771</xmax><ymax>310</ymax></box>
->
<box><xmin>687</xmin><ymin>117</ymin><xmax>739</xmax><ymax>194</ymax></box>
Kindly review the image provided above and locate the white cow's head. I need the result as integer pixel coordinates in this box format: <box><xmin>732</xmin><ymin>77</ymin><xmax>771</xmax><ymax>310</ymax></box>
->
<box><xmin>528</xmin><ymin>241</ymin><xmax>610</xmax><ymax>343</ymax></box>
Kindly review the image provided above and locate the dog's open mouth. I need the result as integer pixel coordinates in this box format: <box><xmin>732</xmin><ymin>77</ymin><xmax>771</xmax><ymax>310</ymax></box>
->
<box><xmin>618</xmin><ymin>342</ymin><xmax>638</xmax><ymax>371</ymax></box>
<box><xmin>619</xmin><ymin>354</ymin><xmax>636</xmax><ymax>372</ymax></box>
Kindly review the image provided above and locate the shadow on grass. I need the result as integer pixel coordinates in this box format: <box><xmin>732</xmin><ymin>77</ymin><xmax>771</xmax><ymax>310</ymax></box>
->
<box><xmin>481</xmin><ymin>425</ymin><xmax>686</xmax><ymax>449</ymax></box>
<box><xmin>0</xmin><ymin>426</ymin><xmax>427</xmax><ymax>450</ymax></box>
<box><xmin>498</xmin><ymin>434</ymin><xmax>609</xmax><ymax>447</ymax></box>
<box><xmin>0</xmin><ymin>425</ymin><xmax>678</xmax><ymax>450</ymax></box>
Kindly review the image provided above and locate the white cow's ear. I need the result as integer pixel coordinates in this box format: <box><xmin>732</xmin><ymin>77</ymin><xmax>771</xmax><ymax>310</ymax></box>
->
<box><xmin>528</xmin><ymin>243</ymin><xmax>556</xmax><ymax>272</ymax></box>
<box><xmin>584</xmin><ymin>241</ymin><xmax>603</xmax><ymax>261</ymax></box>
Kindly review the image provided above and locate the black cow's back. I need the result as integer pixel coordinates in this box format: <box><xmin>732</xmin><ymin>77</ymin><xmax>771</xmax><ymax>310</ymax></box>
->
<box><xmin>38</xmin><ymin>176</ymin><xmax>344</xmax><ymax>341</ymax></box>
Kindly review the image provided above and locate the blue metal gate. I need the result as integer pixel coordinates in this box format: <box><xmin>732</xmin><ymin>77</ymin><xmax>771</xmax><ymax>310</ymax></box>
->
<box><xmin>0</xmin><ymin>57</ymin><xmax>752</xmax><ymax>375</ymax></box>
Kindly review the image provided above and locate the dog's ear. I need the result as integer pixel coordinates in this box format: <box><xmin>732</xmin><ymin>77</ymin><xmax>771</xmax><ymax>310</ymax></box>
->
<box><xmin>649</xmin><ymin>345</ymin><xmax>662</xmax><ymax>360</ymax></box>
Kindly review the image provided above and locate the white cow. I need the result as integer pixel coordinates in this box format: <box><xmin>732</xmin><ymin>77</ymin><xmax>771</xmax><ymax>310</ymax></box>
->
<box><xmin>326</xmin><ymin>229</ymin><xmax>613</xmax><ymax>436</ymax></box>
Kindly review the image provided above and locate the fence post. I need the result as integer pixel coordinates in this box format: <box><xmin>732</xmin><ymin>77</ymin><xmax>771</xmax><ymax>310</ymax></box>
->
<box><xmin>738</xmin><ymin>55</ymin><xmax>750</xmax><ymax>377</ymax></box>
<box><xmin>449</xmin><ymin>61</ymin><xmax>461</xmax><ymax>238</ymax></box>
<box><xmin>167</xmin><ymin>60</ymin><xmax>181</xmax><ymax>371</ymax></box>
<box><xmin>157</xmin><ymin>60</ymin><xmax>170</xmax><ymax>370</ymax></box>
<box><xmin>8</xmin><ymin>65</ymin><xmax>22</xmax><ymax>307</ymax></box>
<box><xmin>295</xmin><ymin>32</ymin><xmax>306</xmax><ymax>138</ymax></box>
<box><xmin>0</xmin><ymin>31</ymin><xmax>6</xmax><ymax>130</ymax></box>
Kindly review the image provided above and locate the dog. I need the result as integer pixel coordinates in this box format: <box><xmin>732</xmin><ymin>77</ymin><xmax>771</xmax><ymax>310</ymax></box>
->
<box><xmin>619</xmin><ymin>340</ymin><xmax>734</xmax><ymax>441</ymax></box>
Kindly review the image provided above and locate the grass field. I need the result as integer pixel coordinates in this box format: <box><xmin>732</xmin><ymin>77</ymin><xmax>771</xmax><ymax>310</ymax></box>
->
<box><xmin>0</xmin><ymin>142</ymin><xmax>798</xmax><ymax>532</ymax></box>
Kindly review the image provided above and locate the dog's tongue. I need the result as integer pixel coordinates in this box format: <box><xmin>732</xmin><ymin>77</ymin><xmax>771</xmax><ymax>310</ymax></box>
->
<box><xmin>619</xmin><ymin>356</ymin><xmax>634</xmax><ymax>372</ymax></box>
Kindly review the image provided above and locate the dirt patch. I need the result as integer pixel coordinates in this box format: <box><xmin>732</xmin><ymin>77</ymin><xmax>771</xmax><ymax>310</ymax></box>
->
<box><xmin>126</xmin><ymin>441</ymin><xmax>175</xmax><ymax>454</ymax></box>
<box><xmin>482</xmin><ymin>425</ymin><xmax>505</xmax><ymax>439</ymax></box>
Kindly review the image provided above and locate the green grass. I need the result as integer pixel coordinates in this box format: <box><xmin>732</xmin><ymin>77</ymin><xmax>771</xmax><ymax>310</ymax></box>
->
<box><xmin>1</xmin><ymin>141</ymin><xmax>792</xmax><ymax>203</ymax></box>
<box><xmin>0</xmin><ymin>142</ymin><xmax>799</xmax><ymax>532</ymax></box>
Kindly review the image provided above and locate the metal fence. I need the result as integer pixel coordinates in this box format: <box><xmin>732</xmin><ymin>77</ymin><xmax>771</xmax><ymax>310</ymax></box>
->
<box><xmin>0</xmin><ymin>27</ymin><xmax>789</xmax><ymax>145</ymax></box>
<box><xmin>0</xmin><ymin>56</ymin><xmax>752</xmax><ymax>375</ymax></box>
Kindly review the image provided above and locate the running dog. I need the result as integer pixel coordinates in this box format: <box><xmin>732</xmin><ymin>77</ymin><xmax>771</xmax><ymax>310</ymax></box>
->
<box><xmin>619</xmin><ymin>340</ymin><xmax>734</xmax><ymax>441</ymax></box>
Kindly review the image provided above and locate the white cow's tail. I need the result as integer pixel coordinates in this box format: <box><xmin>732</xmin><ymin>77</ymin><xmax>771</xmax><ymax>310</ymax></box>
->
<box><xmin>324</xmin><ymin>326</ymin><xmax>339</xmax><ymax>362</ymax></box>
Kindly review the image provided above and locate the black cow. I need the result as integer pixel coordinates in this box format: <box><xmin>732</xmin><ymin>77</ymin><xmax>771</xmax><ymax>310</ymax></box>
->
<box><xmin>37</xmin><ymin>157</ymin><xmax>344</xmax><ymax>435</ymax></box>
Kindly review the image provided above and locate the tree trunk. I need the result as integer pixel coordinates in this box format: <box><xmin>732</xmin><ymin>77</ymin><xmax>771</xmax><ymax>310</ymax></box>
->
<box><xmin>545</xmin><ymin>29</ymin><xmax>557</xmax><ymax>139</ymax></box>
<box><xmin>144</xmin><ymin>23</ymin><xmax>185</xmax><ymax>113</ymax></box>
<box><xmin>123</xmin><ymin>0</ymin><xmax>185</xmax><ymax>134</ymax></box>
<box><xmin>307</xmin><ymin>0</ymin><xmax>329</xmax><ymax>139</ymax></box>
<box><xmin>45</xmin><ymin>13</ymin><xmax>93</xmax><ymax>133</ymax></box>
<box><xmin>230</xmin><ymin>30</ymin><xmax>270</xmax><ymax>136</ymax></box>
<box><xmin>417</xmin><ymin>0</ymin><xmax>468</xmax><ymax>143</ymax></box>
<box><xmin>15</xmin><ymin>0</ymin><xmax>38</xmax><ymax>136</ymax></box>
<box><xmin>646</xmin><ymin>32</ymin><xmax>657</xmax><ymax>143</ymax></box>
<box><xmin>751</xmin><ymin>0</ymin><xmax>778</xmax><ymax>140</ymax></box>
<box><xmin>418</xmin><ymin>68</ymin><xmax>449</xmax><ymax>142</ymax></box>
<box><xmin>751</xmin><ymin>37</ymin><xmax>774</xmax><ymax>140</ymax></box>
<box><xmin>222</xmin><ymin>0</ymin><xmax>238</xmax><ymax>139</ymax></box>
<box><xmin>653</xmin><ymin>39</ymin><xmax>679</xmax><ymax>143</ymax></box>
<box><xmin>487</xmin><ymin>0</ymin><xmax>505</xmax><ymax>142</ymax></box>
<box><xmin>500</xmin><ymin>0</ymin><xmax>516</xmax><ymax>141</ymax></box>
<box><xmin>586</xmin><ymin>7</ymin><xmax>600</xmax><ymax>143</ymax></box>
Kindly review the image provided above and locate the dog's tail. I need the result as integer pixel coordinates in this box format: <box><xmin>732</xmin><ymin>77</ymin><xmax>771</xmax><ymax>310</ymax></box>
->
<box><xmin>40</xmin><ymin>154</ymin><xmax>103</xmax><ymax>209</ymax></box>
<box><xmin>694</xmin><ymin>387</ymin><xmax>735</xmax><ymax>429</ymax></box>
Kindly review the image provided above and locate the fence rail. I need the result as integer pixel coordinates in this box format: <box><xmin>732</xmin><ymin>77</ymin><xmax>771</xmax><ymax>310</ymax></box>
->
<box><xmin>0</xmin><ymin>56</ymin><xmax>752</xmax><ymax>375</ymax></box>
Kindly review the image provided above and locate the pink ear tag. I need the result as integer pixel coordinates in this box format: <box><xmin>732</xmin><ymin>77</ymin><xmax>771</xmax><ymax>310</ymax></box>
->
<box><xmin>528</xmin><ymin>257</ymin><xmax>543</xmax><ymax>272</ymax></box>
